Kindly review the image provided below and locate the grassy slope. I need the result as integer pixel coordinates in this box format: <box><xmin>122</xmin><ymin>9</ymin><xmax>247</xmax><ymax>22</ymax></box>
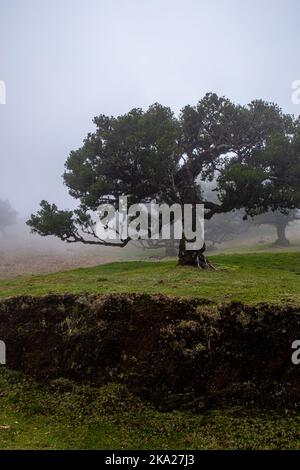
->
<box><xmin>1</xmin><ymin>251</ymin><xmax>300</xmax><ymax>304</ymax></box>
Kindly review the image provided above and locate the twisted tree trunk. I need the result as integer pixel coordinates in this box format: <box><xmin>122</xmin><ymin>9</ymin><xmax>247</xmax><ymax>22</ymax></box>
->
<box><xmin>178</xmin><ymin>237</ymin><xmax>215</xmax><ymax>269</ymax></box>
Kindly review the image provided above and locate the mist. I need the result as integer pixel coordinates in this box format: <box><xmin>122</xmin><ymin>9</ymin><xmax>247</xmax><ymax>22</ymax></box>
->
<box><xmin>0</xmin><ymin>0</ymin><xmax>300</xmax><ymax>274</ymax></box>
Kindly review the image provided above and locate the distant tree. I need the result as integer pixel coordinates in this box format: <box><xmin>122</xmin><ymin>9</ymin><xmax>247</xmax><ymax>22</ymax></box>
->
<box><xmin>253</xmin><ymin>209</ymin><xmax>300</xmax><ymax>246</ymax></box>
<box><xmin>205</xmin><ymin>211</ymin><xmax>253</xmax><ymax>250</ymax></box>
<box><xmin>133</xmin><ymin>237</ymin><xmax>179</xmax><ymax>258</ymax></box>
<box><xmin>27</xmin><ymin>94</ymin><xmax>298</xmax><ymax>268</ymax></box>
<box><xmin>0</xmin><ymin>199</ymin><xmax>17</xmax><ymax>235</ymax></box>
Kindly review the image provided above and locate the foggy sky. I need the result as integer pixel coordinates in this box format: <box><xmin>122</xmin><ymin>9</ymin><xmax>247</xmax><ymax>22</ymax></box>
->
<box><xmin>0</xmin><ymin>0</ymin><xmax>299</xmax><ymax>216</ymax></box>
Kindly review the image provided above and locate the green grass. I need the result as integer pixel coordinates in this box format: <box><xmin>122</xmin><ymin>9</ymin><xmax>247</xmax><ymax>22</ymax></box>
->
<box><xmin>1</xmin><ymin>251</ymin><xmax>300</xmax><ymax>304</ymax></box>
<box><xmin>0</xmin><ymin>368</ymin><xmax>300</xmax><ymax>450</ymax></box>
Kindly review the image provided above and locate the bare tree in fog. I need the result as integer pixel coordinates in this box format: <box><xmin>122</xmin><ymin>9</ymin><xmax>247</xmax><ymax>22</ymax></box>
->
<box><xmin>253</xmin><ymin>210</ymin><xmax>300</xmax><ymax>247</ymax></box>
<box><xmin>0</xmin><ymin>199</ymin><xmax>17</xmax><ymax>236</ymax></box>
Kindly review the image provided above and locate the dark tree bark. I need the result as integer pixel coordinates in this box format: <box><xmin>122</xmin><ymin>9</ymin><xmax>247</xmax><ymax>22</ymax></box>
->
<box><xmin>178</xmin><ymin>237</ymin><xmax>215</xmax><ymax>269</ymax></box>
<box><xmin>274</xmin><ymin>221</ymin><xmax>290</xmax><ymax>246</ymax></box>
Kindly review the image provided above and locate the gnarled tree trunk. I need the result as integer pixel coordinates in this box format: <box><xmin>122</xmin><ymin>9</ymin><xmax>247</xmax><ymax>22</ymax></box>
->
<box><xmin>178</xmin><ymin>236</ymin><xmax>215</xmax><ymax>269</ymax></box>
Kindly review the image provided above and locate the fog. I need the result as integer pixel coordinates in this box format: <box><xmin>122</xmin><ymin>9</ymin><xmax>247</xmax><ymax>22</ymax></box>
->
<box><xmin>0</xmin><ymin>0</ymin><xmax>299</xmax><ymax>273</ymax></box>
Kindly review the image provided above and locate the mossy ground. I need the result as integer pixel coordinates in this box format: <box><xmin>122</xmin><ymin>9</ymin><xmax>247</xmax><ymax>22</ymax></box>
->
<box><xmin>0</xmin><ymin>368</ymin><xmax>299</xmax><ymax>450</ymax></box>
